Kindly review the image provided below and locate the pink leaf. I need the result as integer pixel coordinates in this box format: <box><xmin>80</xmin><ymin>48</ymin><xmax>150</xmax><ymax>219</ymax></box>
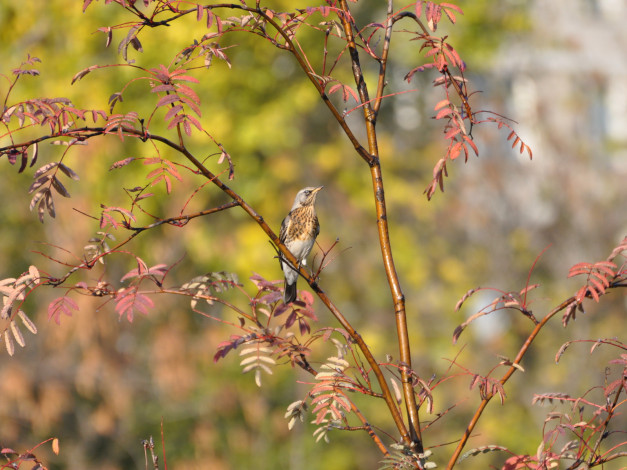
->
<box><xmin>156</xmin><ymin>94</ymin><xmax>180</xmax><ymax>108</ymax></box>
<box><xmin>146</xmin><ymin>167</ymin><xmax>164</xmax><ymax>179</ymax></box>
<box><xmin>171</xmin><ymin>74</ymin><xmax>199</xmax><ymax>84</ymax></box>
<box><xmin>164</xmin><ymin>104</ymin><xmax>184</xmax><ymax>121</ymax></box>
<box><xmin>415</xmin><ymin>1</ymin><xmax>423</xmax><ymax>17</ymax></box>
<box><xmin>435</xmin><ymin>107</ymin><xmax>452</xmax><ymax>120</ymax></box>
<box><xmin>115</xmin><ymin>288</ymin><xmax>154</xmax><ymax>322</ymax></box>
<box><xmin>463</xmin><ymin>135</ymin><xmax>479</xmax><ymax>156</ymax></box>
<box><xmin>441</xmin><ymin>3</ymin><xmax>463</xmax><ymax>14</ymax></box>
<box><xmin>48</xmin><ymin>296</ymin><xmax>79</xmax><ymax>325</ymax></box>
<box><xmin>151</xmin><ymin>84</ymin><xmax>176</xmax><ymax>93</ymax></box>
<box><xmin>184</xmin><ymin>113</ymin><xmax>203</xmax><ymax>132</ymax></box>
<box><xmin>449</xmin><ymin>141</ymin><xmax>463</xmax><ymax>160</ymax></box>
<box><xmin>434</xmin><ymin>99</ymin><xmax>450</xmax><ymax>111</ymax></box>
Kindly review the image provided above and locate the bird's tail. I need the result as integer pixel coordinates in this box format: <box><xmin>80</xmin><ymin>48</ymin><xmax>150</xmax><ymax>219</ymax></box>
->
<box><xmin>284</xmin><ymin>278</ymin><xmax>297</xmax><ymax>304</ymax></box>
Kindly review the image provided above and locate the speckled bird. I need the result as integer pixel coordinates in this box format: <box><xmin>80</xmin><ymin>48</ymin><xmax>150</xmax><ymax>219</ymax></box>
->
<box><xmin>279</xmin><ymin>186</ymin><xmax>323</xmax><ymax>304</ymax></box>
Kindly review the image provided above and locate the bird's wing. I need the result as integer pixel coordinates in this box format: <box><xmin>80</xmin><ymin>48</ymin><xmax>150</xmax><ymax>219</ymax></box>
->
<box><xmin>279</xmin><ymin>214</ymin><xmax>291</xmax><ymax>244</ymax></box>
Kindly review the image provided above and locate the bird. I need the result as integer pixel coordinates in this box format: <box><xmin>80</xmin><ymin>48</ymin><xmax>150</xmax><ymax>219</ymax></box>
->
<box><xmin>279</xmin><ymin>186</ymin><xmax>323</xmax><ymax>304</ymax></box>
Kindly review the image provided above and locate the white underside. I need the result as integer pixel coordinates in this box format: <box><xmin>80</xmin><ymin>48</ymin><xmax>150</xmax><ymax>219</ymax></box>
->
<box><xmin>281</xmin><ymin>238</ymin><xmax>315</xmax><ymax>284</ymax></box>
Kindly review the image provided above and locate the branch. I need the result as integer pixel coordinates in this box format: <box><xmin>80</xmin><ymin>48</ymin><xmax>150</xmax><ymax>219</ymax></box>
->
<box><xmin>446</xmin><ymin>277</ymin><xmax>627</xmax><ymax>468</ymax></box>
<box><xmin>44</xmin><ymin>198</ymin><xmax>238</xmax><ymax>287</ymax></box>
<box><xmin>372</xmin><ymin>0</ymin><xmax>394</xmax><ymax>116</ymax></box>
<box><xmin>337</xmin><ymin>0</ymin><xmax>422</xmax><ymax>453</ymax></box>
<box><xmin>66</xmin><ymin>124</ymin><xmax>412</xmax><ymax>448</ymax></box>
<box><xmin>120</xmin><ymin>1</ymin><xmax>373</xmax><ymax>164</ymax></box>
<box><xmin>249</xmin><ymin>4</ymin><xmax>373</xmax><ymax>164</ymax></box>
<box><xmin>339</xmin><ymin>389</ymin><xmax>390</xmax><ymax>457</ymax></box>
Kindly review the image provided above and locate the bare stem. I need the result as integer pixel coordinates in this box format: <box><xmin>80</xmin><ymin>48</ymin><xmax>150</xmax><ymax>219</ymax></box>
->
<box><xmin>337</xmin><ymin>0</ymin><xmax>422</xmax><ymax>452</ymax></box>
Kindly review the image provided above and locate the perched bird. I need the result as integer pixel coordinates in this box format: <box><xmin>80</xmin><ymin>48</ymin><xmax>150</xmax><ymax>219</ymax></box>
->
<box><xmin>279</xmin><ymin>186</ymin><xmax>323</xmax><ymax>304</ymax></box>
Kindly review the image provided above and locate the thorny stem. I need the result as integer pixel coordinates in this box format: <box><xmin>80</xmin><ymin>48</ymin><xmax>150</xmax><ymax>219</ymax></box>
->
<box><xmin>337</xmin><ymin>0</ymin><xmax>423</xmax><ymax>453</ymax></box>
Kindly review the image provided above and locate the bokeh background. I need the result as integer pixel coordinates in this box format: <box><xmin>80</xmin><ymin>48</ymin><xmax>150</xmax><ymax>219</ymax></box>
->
<box><xmin>1</xmin><ymin>0</ymin><xmax>625</xmax><ymax>468</ymax></box>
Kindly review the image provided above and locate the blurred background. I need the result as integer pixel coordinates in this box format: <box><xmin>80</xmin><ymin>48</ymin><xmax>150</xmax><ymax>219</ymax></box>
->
<box><xmin>0</xmin><ymin>0</ymin><xmax>625</xmax><ymax>468</ymax></box>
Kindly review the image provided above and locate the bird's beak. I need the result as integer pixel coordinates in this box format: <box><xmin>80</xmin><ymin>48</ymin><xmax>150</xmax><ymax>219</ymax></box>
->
<box><xmin>313</xmin><ymin>186</ymin><xmax>324</xmax><ymax>193</ymax></box>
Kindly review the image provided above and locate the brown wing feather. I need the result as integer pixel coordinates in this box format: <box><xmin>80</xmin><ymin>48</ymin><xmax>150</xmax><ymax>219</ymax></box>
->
<box><xmin>279</xmin><ymin>213</ymin><xmax>291</xmax><ymax>244</ymax></box>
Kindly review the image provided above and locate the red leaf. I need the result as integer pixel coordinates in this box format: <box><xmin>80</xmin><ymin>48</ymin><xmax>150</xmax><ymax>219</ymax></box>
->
<box><xmin>146</xmin><ymin>167</ymin><xmax>164</xmax><ymax>179</ymax></box>
<box><xmin>171</xmin><ymin>74</ymin><xmax>199</xmax><ymax>84</ymax></box>
<box><xmin>434</xmin><ymin>99</ymin><xmax>450</xmax><ymax>111</ymax></box>
<box><xmin>184</xmin><ymin>113</ymin><xmax>203</xmax><ymax>132</ymax></box>
<box><xmin>164</xmin><ymin>104</ymin><xmax>184</xmax><ymax>121</ymax></box>
<box><xmin>300</xmin><ymin>290</ymin><xmax>314</xmax><ymax>305</ymax></box>
<box><xmin>568</xmin><ymin>262</ymin><xmax>592</xmax><ymax>277</ymax></box>
<box><xmin>449</xmin><ymin>141</ymin><xmax>463</xmax><ymax>160</ymax></box>
<box><xmin>166</xmin><ymin>114</ymin><xmax>185</xmax><ymax>130</ymax></box>
<box><xmin>178</xmin><ymin>93</ymin><xmax>202</xmax><ymax>116</ymax></box>
<box><xmin>176</xmin><ymin>83</ymin><xmax>201</xmax><ymax>103</ymax></box>
<box><xmin>443</xmin><ymin>45</ymin><xmax>462</xmax><ymax>67</ymax></box>
<box><xmin>444</xmin><ymin>127</ymin><xmax>461</xmax><ymax>140</ymax></box>
<box><xmin>442</xmin><ymin>8</ymin><xmax>457</xmax><ymax>24</ymax></box>
<box><xmin>587</xmin><ymin>278</ymin><xmax>605</xmax><ymax>300</ymax></box>
<box><xmin>48</xmin><ymin>296</ymin><xmax>79</xmax><ymax>325</ymax></box>
<box><xmin>593</xmin><ymin>261</ymin><xmax>617</xmax><ymax>276</ymax></box>
<box><xmin>435</xmin><ymin>107</ymin><xmax>452</xmax><ymax>120</ymax></box>
<box><xmin>115</xmin><ymin>289</ymin><xmax>154</xmax><ymax>322</ymax></box>
<box><xmin>150</xmin><ymin>174</ymin><xmax>165</xmax><ymax>187</ymax></box>
<box><xmin>165</xmin><ymin>165</ymin><xmax>183</xmax><ymax>181</ymax></box>
<box><xmin>590</xmin><ymin>271</ymin><xmax>610</xmax><ymax>288</ymax></box>
<box><xmin>441</xmin><ymin>2</ymin><xmax>464</xmax><ymax>14</ymax></box>
<box><xmin>415</xmin><ymin>1</ymin><xmax>423</xmax><ymax>17</ymax></box>
<box><xmin>150</xmin><ymin>85</ymin><xmax>175</xmax><ymax>95</ymax></box>
<box><xmin>463</xmin><ymin>135</ymin><xmax>479</xmax><ymax>156</ymax></box>
<box><xmin>156</xmin><ymin>94</ymin><xmax>180</xmax><ymax>107</ymax></box>
<box><xmin>164</xmin><ymin>174</ymin><xmax>172</xmax><ymax>193</ymax></box>
<box><xmin>588</xmin><ymin>285</ymin><xmax>600</xmax><ymax>302</ymax></box>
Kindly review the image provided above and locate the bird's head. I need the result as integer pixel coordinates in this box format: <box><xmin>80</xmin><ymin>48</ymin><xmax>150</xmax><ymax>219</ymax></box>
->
<box><xmin>291</xmin><ymin>186</ymin><xmax>323</xmax><ymax>210</ymax></box>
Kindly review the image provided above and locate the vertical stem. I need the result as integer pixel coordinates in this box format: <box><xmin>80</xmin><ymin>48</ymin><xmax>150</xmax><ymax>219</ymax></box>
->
<box><xmin>337</xmin><ymin>0</ymin><xmax>423</xmax><ymax>451</ymax></box>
